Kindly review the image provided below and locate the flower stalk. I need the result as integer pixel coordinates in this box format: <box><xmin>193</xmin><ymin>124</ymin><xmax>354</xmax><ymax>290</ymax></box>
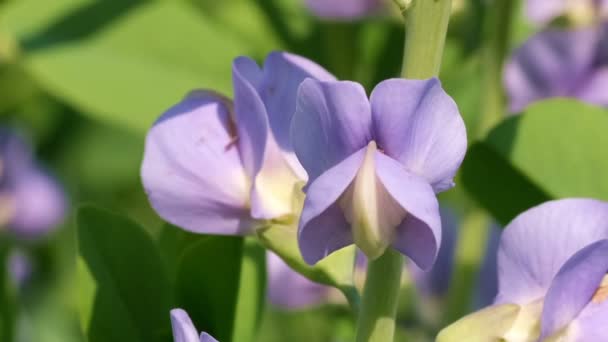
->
<box><xmin>356</xmin><ymin>0</ymin><xmax>453</xmax><ymax>341</ymax></box>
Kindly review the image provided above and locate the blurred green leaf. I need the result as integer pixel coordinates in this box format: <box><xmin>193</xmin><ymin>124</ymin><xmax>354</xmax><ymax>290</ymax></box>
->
<box><xmin>23</xmin><ymin>1</ymin><xmax>252</xmax><ymax>134</ymax></box>
<box><xmin>77</xmin><ymin>206</ymin><xmax>171</xmax><ymax>342</ymax></box>
<box><xmin>175</xmin><ymin>235</ymin><xmax>266</xmax><ymax>342</ymax></box>
<box><xmin>462</xmin><ymin>99</ymin><xmax>608</xmax><ymax>224</ymax></box>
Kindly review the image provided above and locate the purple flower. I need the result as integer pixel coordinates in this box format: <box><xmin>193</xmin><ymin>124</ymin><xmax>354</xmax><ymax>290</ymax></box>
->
<box><xmin>8</xmin><ymin>249</ymin><xmax>32</xmax><ymax>288</ymax></box>
<box><xmin>526</xmin><ymin>0</ymin><xmax>608</xmax><ymax>25</ymax></box>
<box><xmin>266</xmin><ymin>251</ymin><xmax>330</xmax><ymax>309</ymax></box>
<box><xmin>0</xmin><ymin>129</ymin><xmax>65</xmax><ymax>237</ymax></box>
<box><xmin>305</xmin><ymin>0</ymin><xmax>384</xmax><ymax>20</ymax></box>
<box><xmin>170</xmin><ymin>309</ymin><xmax>218</xmax><ymax>342</ymax></box>
<box><xmin>504</xmin><ymin>24</ymin><xmax>608</xmax><ymax>113</ymax></box>
<box><xmin>438</xmin><ymin>199</ymin><xmax>608</xmax><ymax>341</ymax></box>
<box><xmin>141</xmin><ymin>52</ymin><xmax>334</xmax><ymax>235</ymax></box>
<box><xmin>291</xmin><ymin>78</ymin><xmax>467</xmax><ymax>267</ymax></box>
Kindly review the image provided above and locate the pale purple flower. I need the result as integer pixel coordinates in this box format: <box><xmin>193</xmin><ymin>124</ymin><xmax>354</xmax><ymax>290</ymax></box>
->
<box><xmin>526</xmin><ymin>0</ymin><xmax>608</xmax><ymax>25</ymax></box>
<box><xmin>0</xmin><ymin>129</ymin><xmax>65</xmax><ymax>237</ymax></box>
<box><xmin>141</xmin><ymin>52</ymin><xmax>334</xmax><ymax>235</ymax></box>
<box><xmin>504</xmin><ymin>24</ymin><xmax>608</xmax><ymax>113</ymax></box>
<box><xmin>170</xmin><ymin>309</ymin><xmax>218</xmax><ymax>342</ymax></box>
<box><xmin>305</xmin><ymin>0</ymin><xmax>384</xmax><ymax>20</ymax></box>
<box><xmin>266</xmin><ymin>251</ymin><xmax>330</xmax><ymax>309</ymax></box>
<box><xmin>8</xmin><ymin>249</ymin><xmax>32</xmax><ymax>288</ymax></box>
<box><xmin>291</xmin><ymin>78</ymin><xmax>467</xmax><ymax>267</ymax></box>
<box><xmin>439</xmin><ymin>199</ymin><xmax>608</xmax><ymax>341</ymax></box>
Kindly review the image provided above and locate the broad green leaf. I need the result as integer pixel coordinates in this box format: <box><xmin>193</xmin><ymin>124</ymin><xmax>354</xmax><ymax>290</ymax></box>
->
<box><xmin>462</xmin><ymin>99</ymin><xmax>608</xmax><ymax>224</ymax></box>
<box><xmin>77</xmin><ymin>206</ymin><xmax>171</xmax><ymax>342</ymax></box>
<box><xmin>23</xmin><ymin>1</ymin><xmax>252</xmax><ymax>134</ymax></box>
<box><xmin>257</xmin><ymin>223</ymin><xmax>358</xmax><ymax>307</ymax></box>
<box><xmin>175</xmin><ymin>235</ymin><xmax>266</xmax><ymax>342</ymax></box>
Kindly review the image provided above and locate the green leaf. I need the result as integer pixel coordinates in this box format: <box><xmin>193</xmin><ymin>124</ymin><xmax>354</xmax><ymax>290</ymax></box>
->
<box><xmin>256</xmin><ymin>223</ymin><xmax>358</xmax><ymax>307</ymax></box>
<box><xmin>77</xmin><ymin>206</ymin><xmax>172</xmax><ymax>342</ymax></box>
<box><xmin>462</xmin><ymin>99</ymin><xmax>608</xmax><ymax>224</ymax></box>
<box><xmin>23</xmin><ymin>1</ymin><xmax>252</xmax><ymax>134</ymax></box>
<box><xmin>175</xmin><ymin>235</ymin><xmax>266</xmax><ymax>342</ymax></box>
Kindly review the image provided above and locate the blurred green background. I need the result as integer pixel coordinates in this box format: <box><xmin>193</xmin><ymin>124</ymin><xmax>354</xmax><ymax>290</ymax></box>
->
<box><xmin>1</xmin><ymin>0</ymin><xmax>581</xmax><ymax>341</ymax></box>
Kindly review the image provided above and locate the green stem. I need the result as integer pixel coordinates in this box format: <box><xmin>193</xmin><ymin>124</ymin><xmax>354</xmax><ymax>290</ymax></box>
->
<box><xmin>355</xmin><ymin>249</ymin><xmax>404</xmax><ymax>342</ymax></box>
<box><xmin>477</xmin><ymin>0</ymin><xmax>515</xmax><ymax>137</ymax></box>
<box><xmin>401</xmin><ymin>0</ymin><xmax>452</xmax><ymax>79</ymax></box>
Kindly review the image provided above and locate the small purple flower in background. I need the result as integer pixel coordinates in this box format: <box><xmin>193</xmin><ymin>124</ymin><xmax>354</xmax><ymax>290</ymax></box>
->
<box><xmin>8</xmin><ymin>249</ymin><xmax>32</xmax><ymax>288</ymax></box>
<box><xmin>304</xmin><ymin>0</ymin><xmax>384</xmax><ymax>20</ymax></box>
<box><xmin>438</xmin><ymin>198</ymin><xmax>608</xmax><ymax>341</ymax></box>
<box><xmin>266</xmin><ymin>251</ymin><xmax>331</xmax><ymax>309</ymax></box>
<box><xmin>0</xmin><ymin>129</ymin><xmax>65</xmax><ymax>237</ymax></box>
<box><xmin>291</xmin><ymin>78</ymin><xmax>467</xmax><ymax>267</ymax></box>
<box><xmin>504</xmin><ymin>24</ymin><xmax>608</xmax><ymax>113</ymax></box>
<box><xmin>141</xmin><ymin>52</ymin><xmax>334</xmax><ymax>235</ymax></box>
<box><xmin>526</xmin><ymin>0</ymin><xmax>608</xmax><ymax>25</ymax></box>
<box><xmin>473</xmin><ymin>223</ymin><xmax>501</xmax><ymax>309</ymax></box>
<box><xmin>170</xmin><ymin>309</ymin><xmax>218</xmax><ymax>342</ymax></box>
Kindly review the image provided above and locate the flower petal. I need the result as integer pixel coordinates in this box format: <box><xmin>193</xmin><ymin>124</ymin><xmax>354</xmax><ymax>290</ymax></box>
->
<box><xmin>170</xmin><ymin>309</ymin><xmax>201</xmax><ymax>342</ymax></box>
<box><xmin>266</xmin><ymin>251</ymin><xmax>329</xmax><ymax>309</ymax></box>
<box><xmin>504</xmin><ymin>27</ymin><xmax>599</xmax><ymax>113</ymax></box>
<box><xmin>495</xmin><ymin>198</ymin><xmax>608</xmax><ymax>305</ymax></box>
<box><xmin>575</xmin><ymin>68</ymin><xmax>608</xmax><ymax>107</ymax></box>
<box><xmin>233</xmin><ymin>56</ymin><xmax>302</xmax><ymax>219</ymax></box>
<box><xmin>409</xmin><ymin>207</ymin><xmax>458</xmax><ymax>296</ymax></box>
<box><xmin>0</xmin><ymin>129</ymin><xmax>32</xmax><ymax>178</ymax></box>
<box><xmin>9</xmin><ymin>170</ymin><xmax>66</xmax><ymax>237</ymax></box>
<box><xmin>141</xmin><ymin>91</ymin><xmax>252</xmax><ymax>235</ymax></box>
<box><xmin>525</xmin><ymin>0</ymin><xmax>570</xmax><ymax>24</ymax></box>
<box><xmin>298</xmin><ymin>148</ymin><xmax>367</xmax><ymax>265</ymax></box>
<box><xmin>200</xmin><ymin>332</ymin><xmax>219</xmax><ymax>342</ymax></box>
<box><xmin>260</xmin><ymin>52</ymin><xmax>335</xmax><ymax>155</ymax></box>
<box><xmin>232</xmin><ymin>57</ymin><xmax>269</xmax><ymax>178</ymax></box>
<box><xmin>370</xmin><ymin>78</ymin><xmax>466</xmax><ymax>193</ymax></box>
<box><xmin>305</xmin><ymin>0</ymin><xmax>383</xmax><ymax>19</ymax></box>
<box><xmin>374</xmin><ymin>152</ymin><xmax>441</xmax><ymax>270</ymax></box>
<box><xmin>568</xmin><ymin>295</ymin><xmax>608</xmax><ymax>341</ymax></box>
<box><xmin>540</xmin><ymin>239</ymin><xmax>608</xmax><ymax>340</ymax></box>
<box><xmin>291</xmin><ymin>79</ymin><xmax>372</xmax><ymax>184</ymax></box>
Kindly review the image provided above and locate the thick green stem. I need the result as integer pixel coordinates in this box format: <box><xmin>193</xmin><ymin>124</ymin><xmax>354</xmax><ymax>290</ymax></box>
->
<box><xmin>355</xmin><ymin>249</ymin><xmax>404</xmax><ymax>342</ymax></box>
<box><xmin>401</xmin><ymin>0</ymin><xmax>452</xmax><ymax>79</ymax></box>
<box><xmin>477</xmin><ymin>0</ymin><xmax>515</xmax><ymax>137</ymax></box>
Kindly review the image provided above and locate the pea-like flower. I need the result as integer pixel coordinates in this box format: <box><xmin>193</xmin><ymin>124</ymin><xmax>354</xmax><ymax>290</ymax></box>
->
<box><xmin>291</xmin><ymin>78</ymin><xmax>467</xmax><ymax>267</ymax></box>
<box><xmin>170</xmin><ymin>309</ymin><xmax>218</xmax><ymax>342</ymax></box>
<box><xmin>141</xmin><ymin>52</ymin><xmax>334</xmax><ymax>235</ymax></box>
<box><xmin>504</xmin><ymin>24</ymin><xmax>608</xmax><ymax>113</ymax></box>
<box><xmin>438</xmin><ymin>198</ymin><xmax>608</xmax><ymax>341</ymax></box>
<box><xmin>0</xmin><ymin>129</ymin><xmax>65</xmax><ymax>237</ymax></box>
<box><xmin>526</xmin><ymin>0</ymin><xmax>608</xmax><ymax>25</ymax></box>
<box><xmin>304</xmin><ymin>0</ymin><xmax>384</xmax><ymax>20</ymax></box>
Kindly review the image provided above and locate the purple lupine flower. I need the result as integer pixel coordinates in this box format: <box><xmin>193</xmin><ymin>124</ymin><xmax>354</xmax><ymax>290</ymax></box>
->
<box><xmin>305</xmin><ymin>0</ymin><xmax>384</xmax><ymax>20</ymax></box>
<box><xmin>504</xmin><ymin>24</ymin><xmax>608</xmax><ymax>113</ymax></box>
<box><xmin>291</xmin><ymin>78</ymin><xmax>467</xmax><ymax>267</ymax></box>
<box><xmin>0</xmin><ymin>129</ymin><xmax>65</xmax><ymax>237</ymax></box>
<box><xmin>141</xmin><ymin>52</ymin><xmax>334</xmax><ymax>235</ymax></box>
<box><xmin>473</xmin><ymin>223</ymin><xmax>501</xmax><ymax>309</ymax></box>
<box><xmin>266</xmin><ymin>251</ymin><xmax>330</xmax><ymax>309</ymax></box>
<box><xmin>170</xmin><ymin>309</ymin><xmax>218</xmax><ymax>342</ymax></box>
<box><xmin>526</xmin><ymin>0</ymin><xmax>608</xmax><ymax>25</ymax></box>
<box><xmin>438</xmin><ymin>198</ymin><xmax>608</xmax><ymax>341</ymax></box>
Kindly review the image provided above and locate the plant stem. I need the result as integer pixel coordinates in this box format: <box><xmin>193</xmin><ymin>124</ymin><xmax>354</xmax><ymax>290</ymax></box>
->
<box><xmin>476</xmin><ymin>0</ymin><xmax>515</xmax><ymax>137</ymax></box>
<box><xmin>401</xmin><ymin>0</ymin><xmax>452</xmax><ymax>79</ymax></box>
<box><xmin>355</xmin><ymin>249</ymin><xmax>404</xmax><ymax>342</ymax></box>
